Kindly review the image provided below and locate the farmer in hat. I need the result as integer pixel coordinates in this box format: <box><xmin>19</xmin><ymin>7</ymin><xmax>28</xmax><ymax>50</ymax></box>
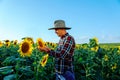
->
<box><xmin>38</xmin><ymin>20</ymin><xmax>75</xmax><ymax>80</ymax></box>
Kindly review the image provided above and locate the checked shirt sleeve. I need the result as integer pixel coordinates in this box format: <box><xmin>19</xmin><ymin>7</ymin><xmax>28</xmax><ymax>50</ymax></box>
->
<box><xmin>49</xmin><ymin>35</ymin><xmax>75</xmax><ymax>58</ymax></box>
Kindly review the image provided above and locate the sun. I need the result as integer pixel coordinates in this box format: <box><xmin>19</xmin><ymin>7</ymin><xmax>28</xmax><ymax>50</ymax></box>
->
<box><xmin>18</xmin><ymin>39</ymin><xmax>33</xmax><ymax>57</ymax></box>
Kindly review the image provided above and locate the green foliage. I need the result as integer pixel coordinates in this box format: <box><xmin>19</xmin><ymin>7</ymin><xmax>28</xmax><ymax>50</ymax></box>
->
<box><xmin>74</xmin><ymin>42</ymin><xmax>120</xmax><ymax>80</ymax></box>
<box><xmin>0</xmin><ymin>38</ymin><xmax>120</xmax><ymax>80</ymax></box>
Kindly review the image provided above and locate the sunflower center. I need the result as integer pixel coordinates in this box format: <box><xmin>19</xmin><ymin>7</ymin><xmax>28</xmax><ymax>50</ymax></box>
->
<box><xmin>39</xmin><ymin>41</ymin><xmax>43</xmax><ymax>47</ymax></box>
<box><xmin>43</xmin><ymin>58</ymin><xmax>47</xmax><ymax>63</ymax></box>
<box><xmin>22</xmin><ymin>42</ymin><xmax>29</xmax><ymax>53</ymax></box>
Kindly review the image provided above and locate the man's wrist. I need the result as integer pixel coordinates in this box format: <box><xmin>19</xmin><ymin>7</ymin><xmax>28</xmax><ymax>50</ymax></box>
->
<box><xmin>46</xmin><ymin>50</ymin><xmax>51</xmax><ymax>54</ymax></box>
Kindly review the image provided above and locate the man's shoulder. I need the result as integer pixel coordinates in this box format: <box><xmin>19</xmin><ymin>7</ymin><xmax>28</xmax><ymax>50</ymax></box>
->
<box><xmin>67</xmin><ymin>34</ymin><xmax>74</xmax><ymax>39</ymax></box>
<box><xmin>66</xmin><ymin>34</ymin><xmax>75</xmax><ymax>42</ymax></box>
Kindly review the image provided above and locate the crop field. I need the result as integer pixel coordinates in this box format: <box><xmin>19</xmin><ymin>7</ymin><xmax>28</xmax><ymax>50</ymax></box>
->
<box><xmin>0</xmin><ymin>37</ymin><xmax>120</xmax><ymax>80</ymax></box>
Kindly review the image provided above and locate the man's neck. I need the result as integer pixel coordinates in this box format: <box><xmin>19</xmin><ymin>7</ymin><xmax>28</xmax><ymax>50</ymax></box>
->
<box><xmin>61</xmin><ymin>32</ymin><xmax>67</xmax><ymax>38</ymax></box>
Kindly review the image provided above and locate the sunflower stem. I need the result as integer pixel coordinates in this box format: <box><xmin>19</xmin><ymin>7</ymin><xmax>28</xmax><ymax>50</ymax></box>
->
<box><xmin>35</xmin><ymin>49</ymin><xmax>40</xmax><ymax>80</ymax></box>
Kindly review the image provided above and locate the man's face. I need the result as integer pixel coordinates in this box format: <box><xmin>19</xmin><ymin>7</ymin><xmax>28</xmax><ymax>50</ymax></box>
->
<box><xmin>55</xmin><ymin>29</ymin><xmax>64</xmax><ymax>37</ymax></box>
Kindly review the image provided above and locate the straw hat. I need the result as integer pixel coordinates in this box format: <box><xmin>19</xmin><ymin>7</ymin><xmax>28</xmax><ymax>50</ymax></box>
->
<box><xmin>48</xmin><ymin>20</ymin><xmax>71</xmax><ymax>30</ymax></box>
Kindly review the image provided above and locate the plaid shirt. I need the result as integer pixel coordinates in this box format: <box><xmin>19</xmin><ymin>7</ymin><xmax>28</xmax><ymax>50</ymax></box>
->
<box><xmin>49</xmin><ymin>33</ymin><xmax>75</xmax><ymax>74</ymax></box>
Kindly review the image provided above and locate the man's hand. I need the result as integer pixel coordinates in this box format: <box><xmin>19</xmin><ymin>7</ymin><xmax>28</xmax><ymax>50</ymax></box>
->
<box><xmin>38</xmin><ymin>46</ymin><xmax>51</xmax><ymax>53</ymax></box>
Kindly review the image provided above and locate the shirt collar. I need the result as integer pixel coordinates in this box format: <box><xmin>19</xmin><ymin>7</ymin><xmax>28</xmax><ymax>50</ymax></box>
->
<box><xmin>61</xmin><ymin>33</ymin><xmax>69</xmax><ymax>39</ymax></box>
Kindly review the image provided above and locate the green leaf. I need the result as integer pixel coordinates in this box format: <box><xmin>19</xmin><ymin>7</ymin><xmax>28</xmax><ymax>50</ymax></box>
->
<box><xmin>3</xmin><ymin>74</ymin><xmax>16</xmax><ymax>80</ymax></box>
<box><xmin>0</xmin><ymin>66</ymin><xmax>13</xmax><ymax>75</ymax></box>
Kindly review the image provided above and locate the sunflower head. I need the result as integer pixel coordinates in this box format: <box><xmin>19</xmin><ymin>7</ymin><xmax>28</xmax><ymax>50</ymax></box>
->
<box><xmin>37</xmin><ymin>38</ymin><xmax>45</xmax><ymax>48</ymax></box>
<box><xmin>18</xmin><ymin>39</ymin><xmax>33</xmax><ymax>57</ymax></box>
<box><xmin>40</xmin><ymin>54</ymin><xmax>49</xmax><ymax>67</ymax></box>
<box><xmin>93</xmin><ymin>37</ymin><xmax>98</xmax><ymax>44</ymax></box>
<box><xmin>5</xmin><ymin>40</ymin><xmax>10</xmax><ymax>43</ymax></box>
<box><xmin>104</xmin><ymin>54</ymin><xmax>109</xmax><ymax>61</ymax></box>
<box><xmin>0</xmin><ymin>41</ymin><xmax>3</xmax><ymax>47</ymax></box>
<box><xmin>13</xmin><ymin>40</ymin><xmax>18</xmax><ymax>45</ymax></box>
<box><xmin>4</xmin><ymin>40</ymin><xmax>10</xmax><ymax>47</ymax></box>
<box><xmin>22</xmin><ymin>37</ymin><xmax>34</xmax><ymax>44</ymax></box>
<box><xmin>91</xmin><ymin>46</ymin><xmax>99</xmax><ymax>52</ymax></box>
<box><xmin>75</xmin><ymin>44</ymin><xmax>80</xmax><ymax>49</ymax></box>
<box><xmin>111</xmin><ymin>63</ymin><xmax>117</xmax><ymax>71</ymax></box>
<box><xmin>89</xmin><ymin>37</ymin><xmax>99</xmax><ymax>47</ymax></box>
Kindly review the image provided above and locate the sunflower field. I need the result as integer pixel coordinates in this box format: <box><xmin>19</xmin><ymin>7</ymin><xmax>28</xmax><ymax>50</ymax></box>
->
<box><xmin>0</xmin><ymin>37</ymin><xmax>120</xmax><ymax>80</ymax></box>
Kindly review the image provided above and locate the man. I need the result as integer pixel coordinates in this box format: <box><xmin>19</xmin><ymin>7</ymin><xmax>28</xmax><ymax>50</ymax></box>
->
<box><xmin>38</xmin><ymin>20</ymin><xmax>75</xmax><ymax>80</ymax></box>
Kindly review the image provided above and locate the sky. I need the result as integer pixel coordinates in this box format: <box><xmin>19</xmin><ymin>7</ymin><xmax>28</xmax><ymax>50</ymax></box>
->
<box><xmin>0</xmin><ymin>0</ymin><xmax>120</xmax><ymax>44</ymax></box>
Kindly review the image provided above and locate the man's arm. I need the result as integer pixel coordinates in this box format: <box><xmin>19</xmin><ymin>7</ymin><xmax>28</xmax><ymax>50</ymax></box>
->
<box><xmin>49</xmin><ymin>36</ymin><xmax>75</xmax><ymax>58</ymax></box>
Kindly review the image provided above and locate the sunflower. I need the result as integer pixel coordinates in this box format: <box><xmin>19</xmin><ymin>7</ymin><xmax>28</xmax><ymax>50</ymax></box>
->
<box><xmin>4</xmin><ymin>40</ymin><xmax>10</xmax><ymax>47</ymax></box>
<box><xmin>93</xmin><ymin>37</ymin><xmax>99</xmax><ymax>45</ymax></box>
<box><xmin>40</xmin><ymin>54</ymin><xmax>49</xmax><ymax>67</ymax></box>
<box><xmin>117</xmin><ymin>46</ymin><xmax>120</xmax><ymax>53</ymax></box>
<box><xmin>37</xmin><ymin>38</ymin><xmax>45</xmax><ymax>48</ymax></box>
<box><xmin>118</xmin><ymin>46</ymin><xmax>120</xmax><ymax>50</ymax></box>
<box><xmin>91</xmin><ymin>46</ymin><xmax>99</xmax><ymax>52</ymax></box>
<box><xmin>18</xmin><ymin>39</ymin><xmax>33</xmax><ymax>57</ymax></box>
<box><xmin>22</xmin><ymin>37</ymin><xmax>34</xmax><ymax>44</ymax></box>
<box><xmin>0</xmin><ymin>41</ymin><xmax>3</xmax><ymax>47</ymax></box>
<box><xmin>13</xmin><ymin>40</ymin><xmax>18</xmax><ymax>45</ymax></box>
<box><xmin>104</xmin><ymin>54</ymin><xmax>109</xmax><ymax>61</ymax></box>
<box><xmin>111</xmin><ymin>63</ymin><xmax>117</xmax><ymax>70</ymax></box>
<box><xmin>75</xmin><ymin>44</ymin><xmax>80</xmax><ymax>49</ymax></box>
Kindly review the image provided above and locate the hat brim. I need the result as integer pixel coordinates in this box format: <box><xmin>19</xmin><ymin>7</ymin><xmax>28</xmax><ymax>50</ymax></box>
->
<box><xmin>48</xmin><ymin>27</ymin><xmax>71</xmax><ymax>30</ymax></box>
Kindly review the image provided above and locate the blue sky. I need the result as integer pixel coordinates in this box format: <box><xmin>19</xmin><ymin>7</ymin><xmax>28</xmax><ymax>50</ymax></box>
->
<box><xmin>0</xmin><ymin>0</ymin><xmax>120</xmax><ymax>44</ymax></box>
